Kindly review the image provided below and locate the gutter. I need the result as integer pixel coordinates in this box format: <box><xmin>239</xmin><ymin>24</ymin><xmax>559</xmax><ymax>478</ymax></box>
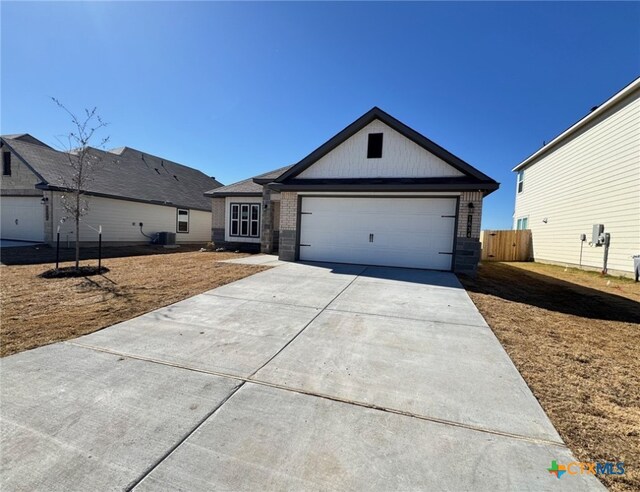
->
<box><xmin>512</xmin><ymin>76</ymin><xmax>640</xmax><ymax>172</ymax></box>
<box><xmin>204</xmin><ymin>191</ymin><xmax>263</xmax><ymax>198</ymax></box>
<box><xmin>267</xmin><ymin>181</ymin><xmax>499</xmax><ymax>196</ymax></box>
<box><xmin>37</xmin><ymin>184</ymin><xmax>211</xmax><ymax>212</ymax></box>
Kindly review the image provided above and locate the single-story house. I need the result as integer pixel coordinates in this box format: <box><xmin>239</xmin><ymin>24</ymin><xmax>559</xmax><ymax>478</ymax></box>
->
<box><xmin>206</xmin><ymin>107</ymin><xmax>499</xmax><ymax>274</ymax></box>
<box><xmin>0</xmin><ymin>134</ymin><xmax>222</xmax><ymax>245</ymax></box>
<box><xmin>513</xmin><ymin>77</ymin><xmax>639</xmax><ymax>277</ymax></box>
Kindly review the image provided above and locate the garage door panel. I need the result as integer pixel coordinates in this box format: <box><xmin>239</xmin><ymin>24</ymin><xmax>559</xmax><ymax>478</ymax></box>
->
<box><xmin>1</xmin><ymin>197</ymin><xmax>45</xmax><ymax>242</ymax></box>
<box><xmin>299</xmin><ymin>197</ymin><xmax>456</xmax><ymax>270</ymax></box>
<box><xmin>371</xmin><ymin>234</ymin><xmax>453</xmax><ymax>254</ymax></box>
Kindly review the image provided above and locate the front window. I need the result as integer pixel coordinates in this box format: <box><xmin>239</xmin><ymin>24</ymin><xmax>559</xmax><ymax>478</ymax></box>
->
<box><xmin>177</xmin><ymin>208</ymin><xmax>189</xmax><ymax>233</ymax></box>
<box><xmin>516</xmin><ymin>217</ymin><xmax>528</xmax><ymax>230</ymax></box>
<box><xmin>517</xmin><ymin>170</ymin><xmax>524</xmax><ymax>193</ymax></box>
<box><xmin>230</xmin><ymin>203</ymin><xmax>260</xmax><ymax>237</ymax></box>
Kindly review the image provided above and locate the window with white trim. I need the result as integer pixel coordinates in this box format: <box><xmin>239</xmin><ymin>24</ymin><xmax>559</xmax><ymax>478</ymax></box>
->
<box><xmin>517</xmin><ymin>170</ymin><xmax>524</xmax><ymax>193</ymax></box>
<box><xmin>177</xmin><ymin>208</ymin><xmax>189</xmax><ymax>233</ymax></box>
<box><xmin>230</xmin><ymin>203</ymin><xmax>260</xmax><ymax>237</ymax></box>
<box><xmin>516</xmin><ymin>217</ymin><xmax>528</xmax><ymax>230</ymax></box>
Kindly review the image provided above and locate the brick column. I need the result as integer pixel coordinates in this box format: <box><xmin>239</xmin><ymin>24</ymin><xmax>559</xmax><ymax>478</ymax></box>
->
<box><xmin>278</xmin><ymin>192</ymin><xmax>298</xmax><ymax>261</ymax></box>
<box><xmin>211</xmin><ymin>197</ymin><xmax>225</xmax><ymax>245</ymax></box>
<box><xmin>454</xmin><ymin>191</ymin><xmax>483</xmax><ymax>276</ymax></box>
<box><xmin>260</xmin><ymin>188</ymin><xmax>273</xmax><ymax>253</ymax></box>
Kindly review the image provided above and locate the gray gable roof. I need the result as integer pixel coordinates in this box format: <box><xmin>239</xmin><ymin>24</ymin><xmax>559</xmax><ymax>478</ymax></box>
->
<box><xmin>2</xmin><ymin>134</ymin><xmax>51</xmax><ymax>147</ymax></box>
<box><xmin>205</xmin><ymin>176</ymin><xmax>263</xmax><ymax>196</ymax></box>
<box><xmin>276</xmin><ymin>107</ymin><xmax>498</xmax><ymax>185</ymax></box>
<box><xmin>205</xmin><ymin>165</ymin><xmax>293</xmax><ymax>196</ymax></box>
<box><xmin>1</xmin><ymin>135</ymin><xmax>222</xmax><ymax>211</ymax></box>
<box><xmin>253</xmin><ymin>165</ymin><xmax>294</xmax><ymax>183</ymax></box>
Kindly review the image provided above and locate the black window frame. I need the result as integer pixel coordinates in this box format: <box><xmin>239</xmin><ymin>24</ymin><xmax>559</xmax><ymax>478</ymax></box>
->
<box><xmin>176</xmin><ymin>208</ymin><xmax>190</xmax><ymax>233</ymax></box>
<box><xmin>229</xmin><ymin>202</ymin><xmax>260</xmax><ymax>238</ymax></box>
<box><xmin>2</xmin><ymin>152</ymin><xmax>11</xmax><ymax>176</ymax></box>
<box><xmin>367</xmin><ymin>133</ymin><xmax>383</xmax><ymax>159</ymax></box>
<box><xmin>517</xmin><ymin>170</ymin><xmax>524</xmax><ymax>194</ymax></box>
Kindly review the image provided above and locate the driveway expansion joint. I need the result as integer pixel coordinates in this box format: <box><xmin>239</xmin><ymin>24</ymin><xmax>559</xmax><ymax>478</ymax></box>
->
<box><xmin>125</xmin><ymin>381</ymin><xmax>246</xmax><ymax>491</ymax></box>
<box><xmin>202</xmin><ymin>291</ymin><xmax>322</xmax><ymax>310</ymax></box>
<box><xmin>246</xmin><ymin>268</ymin><xmax>365</xmax><ymax>377</ymax></box>
<box><xmin>323</xmin><ymin>306</ymin><xmax>490</xmax><ymax>329</ymax></box>
<box><xmin>66</xmin><ymin>341</ymin><xmax>567</xmax><ymax>450</ymax></box>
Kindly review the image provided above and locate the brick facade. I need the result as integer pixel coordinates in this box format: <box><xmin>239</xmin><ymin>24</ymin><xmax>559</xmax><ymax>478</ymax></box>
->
<box><xmin>278</xmin><ymin>192</ymin><xmax>298</xmax><ymax>261</ymax></box>
<box><xmin>453</xmin><ymin>191</ymin><xmax>483</xmax><ymax>276</ymax></box>
<box><xmin>211</xmin><ymin>197</ymin><xmax>226</xmax><ymax>245</ymax></box>
<box><xmin>260</xmin><ymin>188</ymin><xmax>274</xmax><ymax>253</ymax></box>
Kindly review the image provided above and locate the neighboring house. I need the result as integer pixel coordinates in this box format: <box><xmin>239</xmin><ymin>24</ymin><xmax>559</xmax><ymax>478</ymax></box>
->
<box><xmin>206</xmin><ymin>107</ymin><xmax>499</xmax><ymax>274</ymax></box>
<box><xmin>0</xmin><ymin>134</ymin><xmax>222</xmax><ymax>245</ymax></box>
<box><xmin>513</xmin><ymin>77</ymin><xmax>640</xmax><ymax>277</ymax></box>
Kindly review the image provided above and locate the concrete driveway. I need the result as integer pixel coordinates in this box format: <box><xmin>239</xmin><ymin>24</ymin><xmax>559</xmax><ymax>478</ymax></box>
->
<box><xmin>1</xmin><ymin>259</ymin><xmax>603</xmax><ymax>491</ymax></box>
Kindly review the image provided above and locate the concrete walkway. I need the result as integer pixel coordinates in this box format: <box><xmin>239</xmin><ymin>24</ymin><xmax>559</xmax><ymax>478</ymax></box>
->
<box><xmin>0</xmin><ymin>239</ymin><xmax>43</xmax><ymax>248</ymax></box>
<box><xmin>219</xmin><ymin>253</ymin><xmax>285</xmax><ymax>266</ymax></box>
<box><xmin>0</xmin><ymin>262</ymin><xmax>603</xmax><ymax>491</ymax></box>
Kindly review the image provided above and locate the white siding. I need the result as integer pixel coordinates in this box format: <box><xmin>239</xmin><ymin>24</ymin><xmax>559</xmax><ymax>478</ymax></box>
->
<box><xmin>224</xmin><ymin>196</ymin><xmax>262</xmax><ymax>244</ymax></box>
<box><xmin>298</xmin><ymin>120</ymin><xmax>464</xmax><ymax>179</ymax></box>
<box><xmin>514</xmin><ymin>89</ymin><xmax>640</xmax><ymax>274</ymax></box>
<box><xmin>51</xmin><ymin>192</ymin><xmax>212</xmax><ymax>244</ymax></box>
<box><xmin>186</xmin><ymin>209</ymin><xmax>214</xmax><ymax>243</ymax></box>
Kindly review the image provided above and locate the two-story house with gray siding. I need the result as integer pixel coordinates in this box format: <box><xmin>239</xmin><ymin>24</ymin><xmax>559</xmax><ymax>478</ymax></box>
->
<box><xmin>513</xmin><ymin>77</ymin><xmax>640</xmax><ymax>277</ymax></box>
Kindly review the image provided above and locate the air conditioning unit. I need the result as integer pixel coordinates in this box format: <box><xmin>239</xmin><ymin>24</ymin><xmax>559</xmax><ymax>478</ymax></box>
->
<box><xmin>157</xmin><ymin>231</ymin><xmax>176</xmax><ymax>245</ymax></box>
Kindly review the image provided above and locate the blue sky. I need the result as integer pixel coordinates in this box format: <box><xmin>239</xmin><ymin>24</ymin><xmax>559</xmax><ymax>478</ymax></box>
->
<box><xmin>2</xmin><ymin>2</ymin><xmax>639</xmax><ymax>229</ymax></box>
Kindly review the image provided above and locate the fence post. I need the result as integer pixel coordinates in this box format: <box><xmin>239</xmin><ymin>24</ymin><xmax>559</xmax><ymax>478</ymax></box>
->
<box><xmin>98</xmin><ymin>225</ymin><xmax>102</xmax><ymax>271</ymax></box>
<box><xmin>55</xmin><ymin>225</ymin><xmax>60</xmax><ymax>270</ymax></box>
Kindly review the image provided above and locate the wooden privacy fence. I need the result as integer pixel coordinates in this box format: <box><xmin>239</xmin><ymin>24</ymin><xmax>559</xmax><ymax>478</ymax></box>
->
<box><xmin>480</xmin><ymin>230</ymin><xmax>532</xmax><ymax>262</ymax></box>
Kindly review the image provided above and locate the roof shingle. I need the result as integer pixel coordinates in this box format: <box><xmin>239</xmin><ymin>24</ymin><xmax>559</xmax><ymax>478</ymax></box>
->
<box><xmin>205</xmin><ymin>165</ymin><xmax>292</xmax><ymax>196</ymax></box>
<box><xmin>2</xmin><ymin>136</ymin><xmax>222</xmax><ymax>211</ymax></box>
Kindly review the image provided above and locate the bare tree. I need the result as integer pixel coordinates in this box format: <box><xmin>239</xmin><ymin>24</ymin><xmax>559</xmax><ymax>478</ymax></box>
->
<box><xmin>52</xmin><ymin>98</ymin><xmax>109</xmax><ymax>270</ymax></box>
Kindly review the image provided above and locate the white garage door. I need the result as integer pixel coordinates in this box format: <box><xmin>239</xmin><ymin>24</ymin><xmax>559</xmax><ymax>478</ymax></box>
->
<box><xmin>1</xmin><ymin>197</ymin><xmax>45</xmax><ymax>242</ymax></box>
<box><xmin>299</xmin><ymin>196</ymin><xmax>457</xmax><ymax>270</ymax></box>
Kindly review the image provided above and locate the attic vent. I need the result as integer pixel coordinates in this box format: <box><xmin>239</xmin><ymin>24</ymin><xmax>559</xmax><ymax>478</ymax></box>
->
<box><xmin>154</xmin><ymin>168</ymin><xmax>161</xmax><ymax>174</ymax></box>
<box><xmin>367</xmin><ymin>133</ymin><xmax>383</xmax><ymax>159</ymax></box>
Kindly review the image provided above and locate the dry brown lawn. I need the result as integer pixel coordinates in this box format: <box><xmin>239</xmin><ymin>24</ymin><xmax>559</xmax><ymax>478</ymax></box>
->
<box><xmin>0</xmin><ymin>251</ymin><xmax>268</xmax><ymax>357</ymax></box>
<box><xmin>460</xmin><ymin>262</ymin><xmax>640</xmax><ymax>491</ymax></box>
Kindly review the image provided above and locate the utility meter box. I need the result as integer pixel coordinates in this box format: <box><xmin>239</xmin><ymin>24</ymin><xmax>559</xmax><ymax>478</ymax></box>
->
<box><xmin>592</xmin><ymin>224</ymin><xmax>604</xmax><ymax>245</ymax></box>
